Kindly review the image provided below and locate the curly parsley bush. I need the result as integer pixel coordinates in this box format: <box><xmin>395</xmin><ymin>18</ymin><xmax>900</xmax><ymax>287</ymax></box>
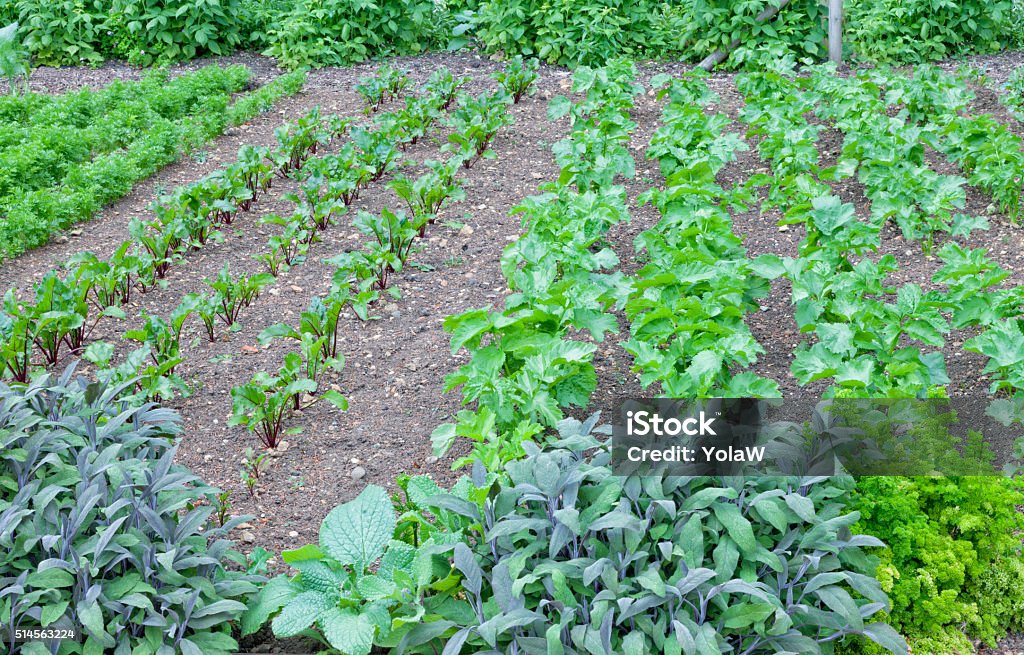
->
<box><xmin>851</xmin><ymin>476</ymin><xmax>1024</xmax><ymax>653</ymax></box>
<box><xmin>0</xmin><ymin>369</ymin><xmax>262</xmax><ymax>655</ymax></box>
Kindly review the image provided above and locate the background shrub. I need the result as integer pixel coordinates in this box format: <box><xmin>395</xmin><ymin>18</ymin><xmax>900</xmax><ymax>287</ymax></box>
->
<box><xmin>2</xmin><ymin>0</ymin><xmax>1020</xmax><ymax>69</ymax></box>
<box><xmin>12</xmin><ymin>0</ymin><xmax>244</xmax><ymax>66</ymax></box>
<box><xmin>0</xmin><ymin>369</ymin><xmax>261</xmax><ymax>655</ymax></box>
<box><xmin>261</xmin><ymin>0</ymin><xmax>444</xmax><ymax>69</ymax></box>
<box><xmin>844</xmin><ymin>0</ymin><xmax>1014</xmax><ymax>63</ymax></box>
<box><xmin>850</xmin><ymin>476</ymin><xmax>1024</xmax><ymax>652</ymax></box>
<box><xmin>469</xmin><ymin>0</ymin><xmax>1014</xmax><ymax>67</ymax></box>
<box><xmin>471</xmin><ymin>0</ymin><xmax>826</xmax><ymax>67</ymax></box>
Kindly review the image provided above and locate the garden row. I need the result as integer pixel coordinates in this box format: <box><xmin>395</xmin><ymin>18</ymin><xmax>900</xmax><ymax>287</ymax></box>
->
<box><xmin>0</xmin><ymin>64</ymin><xmax>306</xmax><ymax>260</ymax></box>
<box><xmin>0</xmin><ymin>59</ymin><xmax>541</xmax><ymax>655</ymax></box>
<box><xmin>731</xmin><ymin>63</ymin><xmax>1024</xmax><ymax>650</ymax></box>
<box><xmin>3</xmin><ymin>60</ymin><xmax>1024</xmax><ymax>655</ymax></box>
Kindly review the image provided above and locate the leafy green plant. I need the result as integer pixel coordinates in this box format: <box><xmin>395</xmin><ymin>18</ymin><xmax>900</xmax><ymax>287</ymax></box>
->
<box><xmin>229</xmin><ymin>353</ymin><xmax>347</xmax><ymax>449</ymax></box>
<box><xmin>355</xmin><ymin>74</ymin><xmax>388</xmax><ymax>113</ymax></box>
<box><xmin>430</xmin><ymin>406</ymin><xmax>544</xmax><ymax>471</ymax></box>
<box><xmin>351</xmin><ymin>126</ymin><xmax>401</xmax><ymax>181</ymax></box>
<box><xmin>68</xmin><ymin>242</ymin><xmax>144</xmax><ymax>311</ymax></box>
<box><xmin>9</xmin><ymin>0</ymin><xmax>245</xmax><ymax>65</ymax></box>
<box><xmin>125</xmin><ymin>303</ymin><xmax>193</xmax><ymax>376</ymax></box>
<box><xmin>287</xmin><ymin>171</ymin><xmax>347</xmax><ymax>233</ymax></box>
<box><xmin>440</xmin><ymin>306</ymin><xmax>598</xmax><ymax>430</ymax></box>
<box><xmin>272</xmin><ymin>106</ymin><xmax>328</xmax><ymax>177</ymax></box>
<box><xmin>473</xmin><ymin>0</ymin><xmax>824</xmax><ymax>68</ymax></box>
<box><xmin>182</xmin><ymin>291</ymin><xmax>221</xmax><ymax>342</ymax></box>
<box><xmin>241</xmin><ymin>483</ymin><xmax>469</xmax><ymax>655</ymax></box>
<box><xmin>422</xmin><ymin>66</ymin><xmax>468</xmax><ymax>110</ymax></box>
<box><xmin>227</xmin><ymin>70</ymin><xmax>306</xmax><ymax>126</ymax></box>
<box><xmin>388</xmin><ymin>162</ymin><xmax>465</xmax><ymax>232</ymax></box>
<box><xmin>354</xmin><ymin>207</ymin><xmax>425</xmax><ymax>272</ymax></box>
<box><xmin>205</xmin><ymin>264</ymin><xmax>274</xmax><ymax>327</ymax></box>
<box><xmin>259</xmin><ymin>294</ymin><xmax>348</xmax><ymax>384</ymax></box>
<box><xmin>261</xmin><ymin>0</ymin><xmax>441</xmax><ymax>69</ymax></box>
<box><xmin>0</xmin><ymin>370</ymin><xmax>262</xmax><ymax>655</ymax></box>
<box><xmin>492</xmin><ymin>55</ymin><xmax>539</xmax><ymax>103</ymax></box>
<box><xmin>0</xmin><ymin>65</ymin><xmax>266</xmax><ymax>260</ymax></box>
<box><xmin>0</xmin><ymin>289</ymin><xmax>32</xmax><ymax>382</ymax></box>
<box><xmin>445</xmin><ymin>90</ymin><xmax>513</xmax><ymax>168</ymax></box>
<box><xmin>1006</xmin><ymin>67</ymin><xmax>1024</xmax><ymax>119</ymax></box>
<box><xmin>851</xmin><ymin>476</ymin><xmax>1024</xmax><ymax>652</ymax></box>
<box><xmin>240</xmin><ymin>447</ymin><xmax>269</xmax><ymax>498</ymax></box>
<box><xmin>428</xmin><ymin>414</ymin><xmax>907</xmax><ymax>655</ymax></box>
<box><xmin>845</xmin><ymin>0</ymin><xmax>1012</xmax><ymax>63</ymax></box>
<box><xmin>256</xmin><ymin>213</ymin><xmax>312</xmax><ymax>276</ymax></box>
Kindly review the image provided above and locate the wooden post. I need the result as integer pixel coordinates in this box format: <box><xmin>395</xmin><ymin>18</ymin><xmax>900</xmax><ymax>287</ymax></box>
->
<box><xmin>696</xmin><ymin>0</ymin><xmax>794</xmax><ymax>72</ymax></box>
<box><xmin>828</xmin><ymin>0</ymin><xmax>843</xmax><ymax>65</ymax></box>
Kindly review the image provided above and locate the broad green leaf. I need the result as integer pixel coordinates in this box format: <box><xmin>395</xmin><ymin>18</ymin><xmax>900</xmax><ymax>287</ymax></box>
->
<box><xmin>320</xmin><ymin>485</ymin><xmax>396</xmax><ymax>569</ymax></box>
<box><xmin>319</xmin><ymin>607</ymin><xmax>375</xmax><ymax>655</ymax></box>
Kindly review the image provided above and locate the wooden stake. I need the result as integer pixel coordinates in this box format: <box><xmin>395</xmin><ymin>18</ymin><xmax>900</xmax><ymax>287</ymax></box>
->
<box><xmin>828</xmin><ymin>0</ymin><xmax>844</xmax><ymax>65</ymax></box>
<box><xmin>696</xmin><ymin>0</ymin><xmax>794</xmax><ymax>72</ymax></box>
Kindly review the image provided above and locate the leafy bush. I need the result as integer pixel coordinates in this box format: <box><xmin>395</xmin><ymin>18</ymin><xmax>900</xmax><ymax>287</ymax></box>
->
<box><xmin>850</xmin><ymin>476</ymin><xmax>1024</xmax><ymax>652</ymax></box>
<box><xmin>430</xmin><ymin>415</ymin><xmax>907</xmax><ymax>655</ymax></box>
<box><xmin>0</xmin><ymin>369</ymin><xmax>261</xmax><ymax>655</ymax></box>
<box><xmin>11</xmin><ymin>0</ymin><xmax>244</xmax><ymax>65</ymax></box>
<box><xmin>472</xmin><ymin>0</ymin><xmax>825</xmax><ymax>67</ymax></box>
<box><xmin>262</xmin><ymin>0</ymin><xmax>442</xmax><ymax>69</ymax></box>
<box><xmin>492</xmin><ymin>54</ymin><xmax>539</xmax><ymax>103</ymax></box>
<box><xmin>1013</xmin><ymin>0</ymin><xmax>1024</xmax><ymax>46</ymax></box>
<box><xmin>242</xmin><ymin>481</ymin><xmax>470</xmax><ymax>654</ymax></box>
<box><xmin>845</xmin><ymin>0</ymin><xmax>1013</xmax><ymax>63</ymax></box>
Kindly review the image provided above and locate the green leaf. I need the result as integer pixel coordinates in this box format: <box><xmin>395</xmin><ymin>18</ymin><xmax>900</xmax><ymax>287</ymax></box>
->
<box><xmin>41</xmin><ymin>600</ymin><xmax>69</xmax><ymax>626</ymax></box>
<box><xmin>356</xmin><ymin>574</ymin><xmax>397</xmax><ymax>601</ymax></box>
<box><xmin>319</xmin><ymin>607</ymin><xmax>375</xmax><ymax>655</ymax></box>
<box><xmin>320</xmin><ymin>485</ymin><xmax>396</xmax><ymax>569</ymax></box>
<box><xmin>322</xmin><ymin>389</ymin><xmax>349</xmax><ymax>410</ymax></box>
<box><xmin>861</xmin><ymin>622</ymin><xmax>909</xmax><ymax>655</ymax></box>
<box><xmin>719</xmin><ymin>602</ymin><xmax>774</xmax><ymax>629</ymax></box>
<box><xmin>623</xmin><ymin>631</ymin><xmax>645</xmax><ymax>655</ymax></box>
<box><xmin>282</xmin><ymin>544</ymin><xmax>324</xmax><ymax>563</ymax></box>
<box><xmin>712</xmin><ymin>503</ymin><xmax>756</xmax><ymax>554</ymax></box>
<box><xmin>271</xmin><ymin>590</ymin><xmax>334</xmax><ymax>637</ymax></box>
<box><xmin>242</xmin><ymin>575</ymin><xmax>299</xmax><ymax>635</ymax></box>
<box><xmin>77</xmin><ymin>599</ymin><xmax>105</xmax><ymax>638</ymax></box>
<box><xmin>28</xmin><ymin>567</ymin><xmax>74</xmax><ymax>588</ymax></box>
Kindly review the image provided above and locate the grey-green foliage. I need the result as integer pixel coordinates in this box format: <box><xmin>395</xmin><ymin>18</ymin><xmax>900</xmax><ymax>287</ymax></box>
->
<box><xmin>432</xmin><ymin>413</ymin><xmax>908</xmax><ymax>655</ymax></box>
<box><xmin>0</xmin><ymin>367</ymin><xmax>261</xmax><ymax>655</ymax></box>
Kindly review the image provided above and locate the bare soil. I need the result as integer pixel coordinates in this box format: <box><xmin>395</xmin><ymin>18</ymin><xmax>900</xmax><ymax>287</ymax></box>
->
<box><xmin>4</xmin><ymin>49</ymin><xmax>1024</xmax><ymax>654</ymax></box>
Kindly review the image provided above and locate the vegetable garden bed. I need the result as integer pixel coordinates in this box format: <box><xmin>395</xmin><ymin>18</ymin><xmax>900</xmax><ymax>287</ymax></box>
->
<box><xmin>3</xmin><ymin>49</ymin><xmax>1024</xmax><ymax>654</ymax></box>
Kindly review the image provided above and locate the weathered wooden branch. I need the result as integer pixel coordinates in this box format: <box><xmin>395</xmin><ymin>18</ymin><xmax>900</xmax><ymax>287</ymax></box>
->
<box><xmin>695</xmin><ymin>0</ymin><xmax>794</xmax><ymax>72</ymax></box>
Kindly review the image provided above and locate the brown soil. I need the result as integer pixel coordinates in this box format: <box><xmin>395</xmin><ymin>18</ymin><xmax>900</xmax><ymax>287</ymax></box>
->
<box><xmin>4</xmin><ymin>50</ymin><xmax>1024</xmax><ymax>654</ymax></box>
